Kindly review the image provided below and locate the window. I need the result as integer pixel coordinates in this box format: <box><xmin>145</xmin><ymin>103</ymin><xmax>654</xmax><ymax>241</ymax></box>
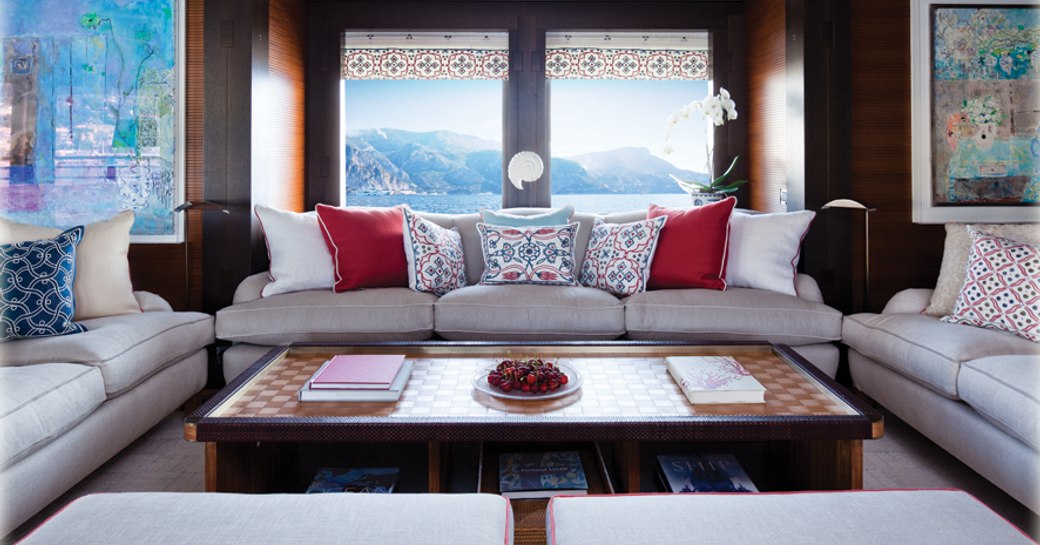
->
<box><xmin>341</xmin><ymin>32</ymin><xmax>507</xmax><ymax>213</ymax></box>
<box><xmin>547</xmin><ymin>32</ymin><xmax>713</xmax><ymax>213</ymax></box>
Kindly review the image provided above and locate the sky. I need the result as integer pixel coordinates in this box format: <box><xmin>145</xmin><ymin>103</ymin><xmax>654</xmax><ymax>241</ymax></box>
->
<box><xmin>343</xmin><ymin>79</ymin><xmax>713</xmax><ymax>172</ymax></box>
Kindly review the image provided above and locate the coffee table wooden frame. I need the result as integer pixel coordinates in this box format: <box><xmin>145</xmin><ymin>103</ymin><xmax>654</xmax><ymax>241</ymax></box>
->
<box><xmin>186</xmin><ymin>341</ymin><xmax>883</xmax><ymax>494</ymax></box>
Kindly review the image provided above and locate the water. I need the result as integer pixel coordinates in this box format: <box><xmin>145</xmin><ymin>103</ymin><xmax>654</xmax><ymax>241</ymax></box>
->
<box><xmin>345</xmin><ymin>193</ymin><xmax>694</xmax><ymax>215</ymax></box>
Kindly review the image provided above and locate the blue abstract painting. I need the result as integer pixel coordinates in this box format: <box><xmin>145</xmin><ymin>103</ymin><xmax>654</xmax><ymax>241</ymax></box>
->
<box><xmin>0</xmin><ymin>0</ymin><xmax>179</xmax><ymax>239</ymax></box>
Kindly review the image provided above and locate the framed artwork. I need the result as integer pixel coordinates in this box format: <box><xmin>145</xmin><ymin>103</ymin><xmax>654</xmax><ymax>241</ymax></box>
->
<box><xmin>911</xmin><ymin>0</ymin><xmax>1039</xmax><ymax>223</ymax></box>
<box><xmin>0</xmin><ymin>0</ymin><xmax>185</xmax><ymax>242</ymax></box>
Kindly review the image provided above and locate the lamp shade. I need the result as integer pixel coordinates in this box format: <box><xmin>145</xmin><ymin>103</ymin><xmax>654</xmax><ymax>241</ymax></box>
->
<box><xmin>822</xmin><ymin>199</ymin><xmax>876</xmax><ymax>212</ymax></box>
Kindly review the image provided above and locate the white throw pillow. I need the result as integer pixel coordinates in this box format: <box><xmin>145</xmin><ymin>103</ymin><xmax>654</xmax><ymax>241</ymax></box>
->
<box><xmin>726</xmin><ymin>210</ymin><xmax>815</xmax><ymax>296</ymax></box>
<box><xmin>0</xmin><ymin>211</ymin><xmax>140</xmax><ymax>319</ymax></box>
<box><xmin>255</xmin><ymin>205</ymin><xmax>335</xmax><ymax>297</ymax></box>
<box><xmin>925</xmin><ymin>223</ymin><xmax>1040</xmax><ymax>317</ymax></box>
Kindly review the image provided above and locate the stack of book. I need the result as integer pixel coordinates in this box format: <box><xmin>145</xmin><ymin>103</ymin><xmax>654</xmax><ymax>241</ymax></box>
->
<box><xmin>305</xmin><ymin>467</ymin><xmax>399</xmax><ymax>493</ymax></box>
<box><xmin>655</xmin><ymin>454</ymin><xmax>758</xmax><ymax>493</ymax></box>
<box><xmin>298</xmin><ymin>354</ymin><xmax>412</xmax><ymax>402</ymax></box>
<box><xmin>498</xmin><ymin>451</ymin><xmax>589</xmax><ymax>499</ymax></box>
<box><xmin>665</xmin><ymin>355</ymin><xmax>767</xmax><ymax>404</ymax></box>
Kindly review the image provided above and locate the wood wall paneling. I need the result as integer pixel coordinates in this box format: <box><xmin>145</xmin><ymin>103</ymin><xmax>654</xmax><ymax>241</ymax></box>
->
<box><xmin>850</xmin><ymin>0</ymin><xmax>944</xmax><ymax>311</ymax></box>
<box><xmin>267</xmin><ymin>0</ymin><xmax>307</xmax><ymax>213</ymax></box>
<box><xmin>746</xmin><ymin>0</ymin><xmax>787</xmax><ymax>214</ymax></box>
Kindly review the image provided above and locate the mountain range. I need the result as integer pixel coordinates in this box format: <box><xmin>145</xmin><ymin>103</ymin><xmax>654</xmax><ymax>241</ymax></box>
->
<box><xmin>345</xmin><ymin>128</ymin><xmax>703</xmax><ymax>195</ymax></box>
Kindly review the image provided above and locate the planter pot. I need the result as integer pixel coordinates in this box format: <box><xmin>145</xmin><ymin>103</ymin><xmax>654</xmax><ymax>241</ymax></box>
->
<box><xmin>690</xmin><ymin>192</ymin><xmax>727</xmax><ymax>206</ymax></box>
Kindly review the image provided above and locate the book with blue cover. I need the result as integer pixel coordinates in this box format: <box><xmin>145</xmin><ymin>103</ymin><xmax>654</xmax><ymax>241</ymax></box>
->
<box><xmin>656</xmin><ymin>454</ymin><xmax>757</xmax><ymax>493</ymax></box>
<box><xmin>498</xmin><ymin>451</ymin><xmax>588</xmax><ymax>499</ymax></box>
<box><xmin>305</xmin><ymin>467</ymin><xmax>399</xmax><ymax>493</ymax></box>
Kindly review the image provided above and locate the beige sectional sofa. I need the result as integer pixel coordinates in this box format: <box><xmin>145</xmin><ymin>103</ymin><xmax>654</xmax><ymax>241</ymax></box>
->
<box><xmin>842</xmin><ymin>289</ymin><xmax>1040</xmax><ymax>513</ymax></box>
<box><xmin>217</xmin><ymin>208</ymin><xmax>843</xmax><ymax>382</ymax></box>
<box><xmin>0</xmin><ymin>292</ymin><xmax>213</xmax><ymax>535</ymax></box>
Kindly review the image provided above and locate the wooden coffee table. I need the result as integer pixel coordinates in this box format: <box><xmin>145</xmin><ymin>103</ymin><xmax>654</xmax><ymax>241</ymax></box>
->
<box><xmin>186</xmin><ymin>342</ymin><xmax>882</xmax><ymax>496</ymax></box>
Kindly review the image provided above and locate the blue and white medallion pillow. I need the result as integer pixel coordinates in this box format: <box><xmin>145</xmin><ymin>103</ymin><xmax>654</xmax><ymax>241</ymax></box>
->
<box><xmin>402</xmin><ymin>208</ymin><xmax>467</xmax><ymax>295</ymax></box>
<box><xmin>580</xmin><ymin>216</ymin><xmax>667</xmax><ymax>296</ymax></box>
<box><xmin>476</xmin><ymin>222</ymin><xmax>579</xmax><ymax>286</ymax></box>
<box><xmin>0</xmin><ymin>226</ymin><xmax>86</xmax><ymax>341</ymax></box>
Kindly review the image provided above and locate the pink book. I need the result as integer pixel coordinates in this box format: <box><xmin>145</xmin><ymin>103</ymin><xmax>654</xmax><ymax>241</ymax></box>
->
<box><xmin>309</xmin><ymin>355</ymin><xmax>406</xmax><ymax>389</ymax></box>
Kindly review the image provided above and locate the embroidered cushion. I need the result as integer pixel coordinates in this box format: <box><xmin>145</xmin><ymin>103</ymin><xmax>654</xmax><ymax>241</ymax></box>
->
<box><xmin>254</xmin><ymin>205</ymin><xmax>335</xmax><ymax>297</ymax></box>
<box><xmin>476</xmin><ymin>223</ymin><xmax>579</xmax><ymax>286</ymax></box>
<box><xmin>941</xmin><ymin>228</ymin><xmax>1040</xmax><ymax>343</ymax></box>
<box><xmin>479</xmin><ymin>205</ymin><xmax>575</xmax><ymax>227</ymax></box>
<box><xmin>316</xmin><ymin>204</ymin><xmax>409</xmax><ymax>292</ymax></box>
<box><xmin>647</xmin><ymin>198</ymin><xmax>736</xmax><ymax>290</ymax></box>
<box><xmin>1</xmin><ymin>227</ymin><xmax>86</xmax><ymax>341</ymax></box>
<box><xmin>403</xmin><ymin>208</ymin><xmax>466</xmax><ymax>295</ymax></box>
<box><xmin>580</xmin><ymin>216</ymin><xmax>667</xmax><ymax>297</ymax></box>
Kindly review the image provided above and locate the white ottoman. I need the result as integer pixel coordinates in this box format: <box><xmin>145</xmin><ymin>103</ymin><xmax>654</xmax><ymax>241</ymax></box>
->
<box><xmin>547</xmin><ymin>490</ymin><xmax>1034</xmax><ymax>545</ymax></box>
<box><xmin>17</xmin><ymin>492</ymin><xmax>513</xmax><ymax>545</ymax></box>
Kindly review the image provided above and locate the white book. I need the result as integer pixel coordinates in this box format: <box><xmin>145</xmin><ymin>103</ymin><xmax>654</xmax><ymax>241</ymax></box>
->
<box><xmin>298</xmin><ymin>360</ymin><xmax>414</xmax><ymax>402</ymax></box>
<box><xmin>665</xmin><ymin>356</ymin><xmax>766</xmax><ymax>404</ymax></box>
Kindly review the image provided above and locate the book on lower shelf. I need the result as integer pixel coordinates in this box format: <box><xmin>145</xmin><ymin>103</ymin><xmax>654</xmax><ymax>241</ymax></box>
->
<box><xmin>298</xmin><ymin>359</ymin><xmax>414</xmax><ymax>402</ymax></box>
<box><xmin>656</xmin><ymin>454</ymin><xmax>758</xmax><ymax>493</ymax></box>
<box><xmin>498</xmin><ymin>451</ymin><xmax>589</xmax><ymax>499</ymax></box>
<box><xmin>305</xmin><ymin>467</ymin><xmax>400</xmax><ymax>493</ymax></box>
<box><xmin>665</xmin><ymin>355</ymin><xmax>767</xmax><ymax>404</ymax></box>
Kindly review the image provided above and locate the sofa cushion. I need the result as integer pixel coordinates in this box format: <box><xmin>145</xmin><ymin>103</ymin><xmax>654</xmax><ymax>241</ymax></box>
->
<box><xmin>546</xmin><ymin>490</ymin><xmax>1035</xmax><ymax>545</ymax></box>
<box><xmin>435</xmin><ymin>284</ymin><xmax>625</xmax><ymax>340</ymax></box>
<box><xmin>254</xmin><ymin>205</ymin><xmax>334</xmax><ymax>297</ymax></box>
<box><xmin>842</xmin><ymin>313</ymin><xmax>1039</xmax><ymax>399</ymax></box>
<box><xmin>1</xmin><ymin>226</ymin><xmax>85</xmax><ymax>341</ymax></box>
<box><xmin>316</xmin><ymin>204</ymin><xmax>409</xmax><ymax>291</ymax></box>
<box><xmin>0</xmin><ymin>363</ymin><xmax>105</xmax><ymax>468</ymax></box>
<box><xmin>624</xmin><ymin>288</ymin><xmax>842</xmax><ymax>346</ymax></box>
<box><xmin>476</xmin><ymin>223</ymin><xmax>579</xmax><ymax>286</ymax></box>
<box><xmin>17</xmin><ymin>492</ymin><xmax>513</xmax><ymax>545</ymax></box>
<box><xmin>959</xmin><ymin>355</ymin><xmax>1040</xmax><ymax>451</ymax></box>
<box><xmin>0</xmin><ymin>311</ymin><xmax>214</xmax><ymax>396</ymax></box>
<box><xmin>579</xmin><ymin>217</ymin><xmax>666</xmax><ymax>296</ymax></box>
<box><xmin>403</xmin><ymin>208</ymin><xmax>466</xmax><ymax>296</ymax></box>
<box><xmin>216</xmin><ymin>288</ymin><xmax>436</xmax><ymax>345</ymax></box>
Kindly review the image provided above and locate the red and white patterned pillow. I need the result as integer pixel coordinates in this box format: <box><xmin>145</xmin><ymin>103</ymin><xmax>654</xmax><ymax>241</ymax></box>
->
<box><xmin>476</xmin><ymin>223</ymin><xmax>579</xmax><ymax>285</ymax></box>
<box><xmin>402</xmin><ymin>208</ymin><xmax>466</xmax><ymax>295</ymax></box>
<box><xmin>941</xmin><ymin>228</ymin><xmax>1040</xmax><ymax>343</ymax></box>
<box><xmin>580</xmin><ymin>216</ymin><xmax>667</xmax><ymax>296</ymax></box>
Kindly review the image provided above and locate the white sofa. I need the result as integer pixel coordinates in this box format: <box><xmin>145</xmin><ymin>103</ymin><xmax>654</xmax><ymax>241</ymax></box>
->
<box><xmin>0</xmin><ymin>292</ymin><xmax>213</xmax><ymax>536</ymax></box>
<box><xmin>842</xmin><ymin>289</ymin><xmax>1040</xmax><ymax>513</ymax></box>
<box><xmin>216</xmin><ymin>208</ymin><xmax>843</xmax><ymax>382</ymax></box>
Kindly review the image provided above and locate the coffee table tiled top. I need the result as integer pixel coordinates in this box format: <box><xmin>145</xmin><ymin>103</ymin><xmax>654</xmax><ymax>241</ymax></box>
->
<box><xmin>187</xmin><ymin>343</ymin><xmax>882</xmax><ymax>444</ymax></box>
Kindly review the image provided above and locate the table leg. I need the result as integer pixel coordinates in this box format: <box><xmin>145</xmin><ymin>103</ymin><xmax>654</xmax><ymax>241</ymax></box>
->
<box><xmin>615</xmin><ymin>440</ymin><xmax>640</xmax><ymax>493</ymax></box>
<box><xmin>788</xmin><ymin>439</ymin><xmax>863</xmax><ymax>490</ymax></box>
<box><xmin>205</xmin><ymin>442</ymin><xmax>295</xmax><ymax>493</ymax></box>
<box><xmin>428</xmin><ymin>441</ymin><xmax>443</xmax><ymax>493</ymax></box>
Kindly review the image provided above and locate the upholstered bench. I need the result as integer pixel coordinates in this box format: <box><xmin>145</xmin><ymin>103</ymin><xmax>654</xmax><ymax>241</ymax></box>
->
<box><xmin>547</xmin><ymin>490</ymin><xmax>1035</xmax><ymax>545</ymax></box>
<box><xmin>17</xmin><ymin>493</ymin><xmax>513</xmax><ymax>545</ymax></box>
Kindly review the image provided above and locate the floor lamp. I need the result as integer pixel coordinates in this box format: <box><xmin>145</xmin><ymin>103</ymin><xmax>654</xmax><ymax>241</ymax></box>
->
<box><xmin>821</xmin><ymin>199</ymin><xmax>876</xmax><ymax>311</ymax></box>
<box><xmin>173</xmin><ymin>200</ymin><xmax>229</xmax><ymax>310</ymax></box>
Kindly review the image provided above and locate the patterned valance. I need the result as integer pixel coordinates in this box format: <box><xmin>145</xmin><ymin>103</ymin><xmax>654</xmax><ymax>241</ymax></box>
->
<box><xmin>544</xmin><ymin>49</ymin><xmax>710</xmax><ymax>80</ymax></box>
<box><xmin>342</xmin><ymin>49</ymin><xmax>510</xmax><ymax>80</ymax></box>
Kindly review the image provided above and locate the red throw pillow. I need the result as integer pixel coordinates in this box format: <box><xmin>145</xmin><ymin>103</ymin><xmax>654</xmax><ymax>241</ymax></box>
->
<box><xmin>646</xmin><ymin>197</ymin><xmax>737</xmax><ymax>290</ymax></box>
<box><xmin>315</xmin><ymin>204</ymin><xmax>409</xmax><ymax>291</ymax></box>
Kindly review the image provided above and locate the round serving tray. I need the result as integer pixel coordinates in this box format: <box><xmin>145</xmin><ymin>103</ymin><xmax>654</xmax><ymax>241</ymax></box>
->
<box><xmin>471</xmin><ymin>363</ymin><xmax>583</xmax><ymax>401</ymax></box>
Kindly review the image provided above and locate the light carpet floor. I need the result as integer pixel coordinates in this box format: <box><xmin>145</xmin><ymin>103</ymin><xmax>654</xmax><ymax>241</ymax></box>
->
<box><xmin>6</xmin><ymin>409</ymin><xmax>1038</xmax><ymax>543</ymax></box>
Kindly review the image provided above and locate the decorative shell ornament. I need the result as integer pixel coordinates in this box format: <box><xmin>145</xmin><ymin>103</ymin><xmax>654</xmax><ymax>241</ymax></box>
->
<box><xmin>507</xmin><ymin>151</ymin><xmax>544</xmax><ymax>190</ymax></box>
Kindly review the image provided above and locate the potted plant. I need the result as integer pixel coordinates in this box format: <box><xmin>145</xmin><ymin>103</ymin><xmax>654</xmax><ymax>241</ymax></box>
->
<box><xmin>664</xmin><ymin>88</ymin><xmax>747</xmax><ymax>205</ymax></box>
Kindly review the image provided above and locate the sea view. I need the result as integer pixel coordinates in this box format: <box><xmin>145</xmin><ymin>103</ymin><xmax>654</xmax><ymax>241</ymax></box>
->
<box><xmin>345</xmin><ymin>193</ymin><xmax>694</xmax><ymax>215</ymax></box>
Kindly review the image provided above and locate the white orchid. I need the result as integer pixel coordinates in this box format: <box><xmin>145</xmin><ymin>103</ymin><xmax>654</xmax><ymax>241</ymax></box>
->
<box><xmin>663</xmin><ymin>87</ymin><xmax>746</xmax><ymax>195</ymax></box>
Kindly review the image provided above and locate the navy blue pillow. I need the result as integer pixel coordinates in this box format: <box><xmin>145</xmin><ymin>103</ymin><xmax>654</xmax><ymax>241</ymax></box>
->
<box><xmin>0</xmin><ymin>226</ymin><xmax>86</xmax><ymax>341</ymax></box>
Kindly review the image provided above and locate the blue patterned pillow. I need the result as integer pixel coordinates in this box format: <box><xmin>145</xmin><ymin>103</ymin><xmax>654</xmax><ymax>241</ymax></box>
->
<box><xmin>479</xmin><ymin>205</ymin><xmax>574</xmax><ymax>227</ymax></box>
<box><xmin>1</xmin><ymin>226</ymin><xmax>86</xmax><ymax>341</ymax></box>
<box><xmin>476</xmin><ymin>222</ymin><xmax>579</xmax><ymax>285</ymax></box>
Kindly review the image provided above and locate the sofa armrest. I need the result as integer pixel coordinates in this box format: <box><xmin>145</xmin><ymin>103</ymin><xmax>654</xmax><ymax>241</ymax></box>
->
<box><xmin>794</xmin><ymin>274</ymin><xmax>824</xmax><ymax>304</ymax></box>
<box><xmin>233</xmin><ymin>272</ymin><xmax>270</xmax><ymax>304</ymax></box>
<box><xmin>133</xmin><ymin>291</ymin><xmax>174</xmax><ymax>313</ymax></box>
<box><xmin>881</xmin><ymin>288</ymin><xmax>934</xmax><ymax>314</ymax></box>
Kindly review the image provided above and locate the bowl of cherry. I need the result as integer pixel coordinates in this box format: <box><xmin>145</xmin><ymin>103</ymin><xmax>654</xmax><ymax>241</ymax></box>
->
<box><xmin>472</xmin><ymin>357</ymin><xmax>582</xmax><ymax>400</ymax></box>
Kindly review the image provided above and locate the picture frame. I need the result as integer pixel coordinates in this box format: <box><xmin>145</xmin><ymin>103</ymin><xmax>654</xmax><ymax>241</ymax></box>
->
<box><xmin>0</xmin><ymin>0</ymin><xmax>185</xmax><ymax>243</ymax></box>
<box><xmin>910</xmin><ymin>0</ymin><xmax>1039</xmax><ymax>224</ymax></box>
